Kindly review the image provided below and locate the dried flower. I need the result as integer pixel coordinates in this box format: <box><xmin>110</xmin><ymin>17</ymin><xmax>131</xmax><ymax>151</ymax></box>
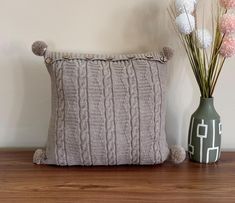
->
<box><xmin>220</xmin><ymin>0</ymin><xmax>235</xmax><ymax>9</ymax></box>
<box><xmin>175</xmin><ymin>0</ymin><xmax>195</xmax><ymax>14</ymax></box>
<box><xmin>196</xmin><ymin>29</ymin><xmax>212</xmax><ymax>49</ymax></box>
<box><xmin>169</xmin><ymin>0</ymin><xmax>234</xmax><ymax>97</ymax></box>
<box><xmin>220</xmin><ymin>36</ymin><xmax>235</xmax><ymax>57</ymax></box>
<box><xmin>220</xmin><ymin>14</ymin><xmax>235</xmax><ymax>34</ymax></box>
<box><xmin>175</xmin><ymin>13</ymin><xmax>195</xmax><ymax>34</ymax></box>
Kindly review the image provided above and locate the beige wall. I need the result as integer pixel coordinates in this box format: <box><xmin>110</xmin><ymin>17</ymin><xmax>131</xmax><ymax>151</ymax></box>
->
<box><xmin>0</xmin><ymin>0</ymin><xmax>234</xmax><ymax>150</ymax></box>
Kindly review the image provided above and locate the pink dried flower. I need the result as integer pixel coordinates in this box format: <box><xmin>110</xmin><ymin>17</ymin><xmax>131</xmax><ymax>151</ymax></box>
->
<box><xmin>220</xmin><ymin>0</ymin><xmax>235</xmax><ymax>9</ymax></box>
<box><xmin>220</xmin><ymin>36</ymin><xmax>235</xmax><ymax>57</ymax></box>
<box><xmin>220</xmin><ymin>14</ymin><xmax>235</xmax><ymax>34</ymax></box>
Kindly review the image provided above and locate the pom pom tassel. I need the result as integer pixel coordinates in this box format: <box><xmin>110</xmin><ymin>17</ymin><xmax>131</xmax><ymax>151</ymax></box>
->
<box><xmin>169</xmin><ymin>145</ymin><xmax>186</xmax><ymax>164</ymax></box>
<box><xmin>163</xmin><ymin>47</ymin><xmax>174</xmax><ymax>60</ymax></box>
<box><xmin>32</xmin><ymin>41</ymin><xmax>48</xmax><ymax>56</ymax></box>
<box><xmin>33</xmin><ymin>149</ymin><xmax>46</xmax><ymax>165</ymax></box>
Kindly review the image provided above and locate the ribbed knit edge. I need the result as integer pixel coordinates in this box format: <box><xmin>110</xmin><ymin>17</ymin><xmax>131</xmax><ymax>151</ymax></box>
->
<box><xmin>44</xmin><ymin>51</ymin><xmax>167</xmax><ymax>64</ymax></box>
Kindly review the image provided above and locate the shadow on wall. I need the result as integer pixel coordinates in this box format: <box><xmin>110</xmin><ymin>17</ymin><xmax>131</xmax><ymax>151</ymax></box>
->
<box><xmin>4</xmin><ymin>41</ymin><xmax>50</xmax><ymax>147</ymax></box>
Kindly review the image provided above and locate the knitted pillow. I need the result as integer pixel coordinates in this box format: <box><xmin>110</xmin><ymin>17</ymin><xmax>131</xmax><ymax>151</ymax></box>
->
<box><xmin>32</xmin><ymin>41</ymin><xmax>176</xmax><ymax>166</ymax></box>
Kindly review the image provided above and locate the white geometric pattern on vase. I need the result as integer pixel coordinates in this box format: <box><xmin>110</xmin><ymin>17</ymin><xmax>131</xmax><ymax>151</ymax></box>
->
<box><xmin>206</xmin><ymin>120</ymin><xmax>219</xmax><ymax>163</ymax></box>
<box><xmin>196</xmin><ymin>119</ymin><xmax>208</xmax><ymax>163</ymax></box>
<box><xmin>188</xmin><ymin>117</ymin><xmax>195</xmax><ymax>158</ymax></box>
<box><xmin>189</xmin><ymin>117</ymin><xmax>221</xmax><ymax>163</ymax></box>
<box><xmin>219</xmin><ymin>123</ymin><xmax>222</xmax><ymax>135</ymax></box>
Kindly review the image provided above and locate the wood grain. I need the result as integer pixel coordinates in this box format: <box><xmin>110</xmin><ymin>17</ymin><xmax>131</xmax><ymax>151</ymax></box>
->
<box><xmin>0</xmin><ymin>151</ymin><xmax>235</xmax><ymax>203</ymax></box>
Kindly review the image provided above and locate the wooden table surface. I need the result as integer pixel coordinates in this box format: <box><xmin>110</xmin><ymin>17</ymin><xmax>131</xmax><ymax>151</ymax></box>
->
<box><xmin>0</xmin><ymin>151</ymin><xmax>235</xmax><ymax>203</ymax></box>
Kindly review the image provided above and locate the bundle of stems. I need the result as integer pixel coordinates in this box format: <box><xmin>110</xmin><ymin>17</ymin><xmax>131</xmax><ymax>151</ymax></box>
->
<box><xmin>168</xmin><ymin>2</ymin><xmax>227</xmax><ymax>98</ymax></box>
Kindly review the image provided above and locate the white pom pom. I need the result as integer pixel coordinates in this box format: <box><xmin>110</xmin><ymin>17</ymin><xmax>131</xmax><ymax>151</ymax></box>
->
<box><xmin>196</xmin><ymin>29</ymin><xmax>212</xmax><ymax>49</ymax></box>
<box><xmin>170</xmin><ymin>145</ymin><xmax>186</xmax><ymax>164</ymax></box>
<box><xmin>175</xmin><ymin>0</ymin><xmax>195</xmax><ymax>14</ymax></box>
<box><xmin>175</xmin><ymin>13</ymin><xmax>195</xmax><ymax>34</ymax></box>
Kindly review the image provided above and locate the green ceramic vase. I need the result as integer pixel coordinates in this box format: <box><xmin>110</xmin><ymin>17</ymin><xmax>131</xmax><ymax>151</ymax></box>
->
<box><xmin>188</xmin><ymin>97</ymin><xmax>222</xmax><ymax>163</ymax></box>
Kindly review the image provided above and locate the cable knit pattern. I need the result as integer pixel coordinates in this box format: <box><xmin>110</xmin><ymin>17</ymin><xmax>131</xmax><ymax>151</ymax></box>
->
<box><xmin>103</xmin><ymin>61</ymin><xmax>117</xmax><ymax>165</ymax></box>
<box><xmin>154</xmin><ymin>62</ymin><xmax>163</xmax><ymax>163</ymax></box>
<box><xmin>37</xmin><ymin>50</ymin><xmax>170</xmax><ymax>166</ymax></box>
<box><xmin>140</xmin><ymin>60</ymin><xmax>156</xmax><ymax>164</ymax></box>
<box><xmin>62</xmin><ymin>60</ymin><xmax>83</xmax><ymax>165</ymax></box>
<box><xmin>126</xmin><ymin>61</ymin><xmax>140</xmax><ymax>164</ymax></box>
<box><xmin>149</xmin><ymin>61</ymin><xmax>162</xmax><ymax>164</ymax></box>
<box><xmin>54</xmin><ymin>61</ymin><xmax>67</xmax><ymax>166</ymax></box>
<box><xmin>88</xmin><ymin>61</ymin><xmax>107</xmax><ymax>165</ymax></box>
<box><xmin>112</xmin><ymin>61</ymin><xmax>131</xmax><ymax>164</ymax></box>
<box><xmin>79</xmin><ymin>60</ymin><xmax>92</xmax><ymax>166</ymax></box>
<box><xmin>123</xmin><ymin>61</ymin><xmax>132</xmax><ymax>163</ymax></box>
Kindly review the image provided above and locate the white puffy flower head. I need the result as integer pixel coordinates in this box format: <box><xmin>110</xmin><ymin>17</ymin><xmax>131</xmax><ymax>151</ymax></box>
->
<box><xmin>175</xmin><ymin>13</ymin><xmax>195</xmax><ymax>34</ymax></box>
<box><xmin>175</xmin><ymin>0</ymin><xmax>195</xmax><ymax>14</ymax></box>
<box><xmin>196</xmin><ymin>29</ymin><xmax>212</xmax><ymax>49</ymax></box>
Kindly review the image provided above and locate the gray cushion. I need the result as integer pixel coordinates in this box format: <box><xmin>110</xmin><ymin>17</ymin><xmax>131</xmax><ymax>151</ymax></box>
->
<box><xmin>34</xmin><ymin>50</ymin><xmax>170</xmax><ymax>166</ymax></box>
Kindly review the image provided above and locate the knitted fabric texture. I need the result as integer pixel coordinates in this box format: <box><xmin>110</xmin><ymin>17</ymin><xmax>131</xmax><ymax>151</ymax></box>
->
<box><xmin>35</xmin><ymin>50</ymin><xmax>170</xmax><ymax>166</ymax></box>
